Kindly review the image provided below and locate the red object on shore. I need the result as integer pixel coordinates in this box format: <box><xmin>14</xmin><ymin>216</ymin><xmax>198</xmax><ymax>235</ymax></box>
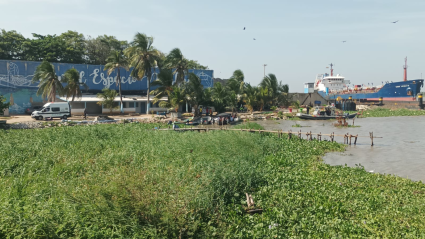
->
<box><xmin>289</xmin><ymin>108</ymin><xmax>292</xmax><ymax>113</ymax></box>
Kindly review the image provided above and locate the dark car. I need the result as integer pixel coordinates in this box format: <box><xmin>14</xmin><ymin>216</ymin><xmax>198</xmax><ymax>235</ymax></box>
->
<box><xmin>25</xmin><ymin>106</ymin><xmax>42</xmax><ymax>115</ymax></box>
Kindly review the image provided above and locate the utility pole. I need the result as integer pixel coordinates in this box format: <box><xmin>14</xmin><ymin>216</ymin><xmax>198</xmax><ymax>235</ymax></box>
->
<box><xmin>263</xmin><ymin>64</ymin><xmax>267</xmax><ymax>78</ymax></box>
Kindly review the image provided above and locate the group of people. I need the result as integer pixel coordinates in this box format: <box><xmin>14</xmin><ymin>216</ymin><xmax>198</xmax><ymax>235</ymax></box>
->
<box><xmin>199</xmin><ymin>107</ymin><xmax>213</xmax><ymax>116</ymax></box>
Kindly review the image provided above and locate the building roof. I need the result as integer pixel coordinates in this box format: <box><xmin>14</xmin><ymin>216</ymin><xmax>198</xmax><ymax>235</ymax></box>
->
<box><xmin>59</xmin><ymin>95</ymin><xmax>168</xmax><ymax>102</ymax></box>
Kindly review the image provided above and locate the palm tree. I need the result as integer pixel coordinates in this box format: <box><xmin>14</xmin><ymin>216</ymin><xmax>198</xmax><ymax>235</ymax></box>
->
<box><xmin>104</xmin><ymin>50</ymin><xmax>129</xmax><ymax>113</ymax></box>
<box><xmin>184</xmin><ymin>73</ymin><xmax>204</xmax><ymax>117</ymax></box>
<box><xmin>211</xmin><ymin>82</ymin><xmax>228</xmax><ymax>113</ymax></box>
<box><xmin>32</xmin><ymin>61</ymin><xmax>64</xmax><ymax>102</ymax></box>
<box><xmin>169</xmin><ymin>86</ymin><xmax>186</xmax><ymax>112</ymax></box>
<box><xmin>164</xmin><ymin>48</ymin><xmax>189</xmax><ymax>85</ymax></box>
<box><xmin>61</xmin><ymin>68</ymin><xmax>88</xmax><ymax>102</ymax></box>
<box><xmin>97</xmin><ymin>88</ymin><xmax>118</xmax><ymax>113</ymax></box>
<box><xmin>243</xmin><ymin>83</ymin><xmax>259</xmax><ymax>114</ymax></box>
<box><xmin>260</xmin><ymin>73</ymin><xmax>278</xmax><ymax>106</ymax></box>
<box><xmin>151</xmin><ymin>68</ymin><xmax>174</xmax><ymax>104</ymax></box>
<box><xmin>124</xmin><ymin>33</ymin><xmax>161</xmax><ymax>114</ymax></box>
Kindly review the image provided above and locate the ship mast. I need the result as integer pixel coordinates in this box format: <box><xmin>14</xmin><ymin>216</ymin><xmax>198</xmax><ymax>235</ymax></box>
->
<box><xmin>330</xmin><ymin>63</ymin><xmax>334</xmax><ymax>76</ymax></box>
<box><xmin>403</xmin><ymin>57</ymin><xmax>408</xmax><ymax>82</ymax></box>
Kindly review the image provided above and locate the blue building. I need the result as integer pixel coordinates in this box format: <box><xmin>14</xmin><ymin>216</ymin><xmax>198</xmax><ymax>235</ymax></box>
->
<box><xmin>0</xmin><ymin>60</ymin><xmax>214</xmax><ymax>114</ymax></box>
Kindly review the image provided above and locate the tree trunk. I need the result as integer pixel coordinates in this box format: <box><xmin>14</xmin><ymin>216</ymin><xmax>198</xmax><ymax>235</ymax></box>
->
<box><xmin>146</xmin><ymin>70</ymin><xmax>151</xmax><ymax>114</ymax></box>
<box><xmin>193</xmin><ymin>105</ymin><xmax>198</xmax><ymax>117</ymax></box>
<box><xmin>72</xmin><ymin>94</ymin><xmax>75</xmax><ymax>102</ymax></box>
<box><xmin>118</xmin><ymin>69</ymin><xmax>123</xmax><ymax>114</ymax></box>
<box><xmin>52</xmin><ymin>81</ymin><xmax>56</xmax><ymax>102</ymax></box>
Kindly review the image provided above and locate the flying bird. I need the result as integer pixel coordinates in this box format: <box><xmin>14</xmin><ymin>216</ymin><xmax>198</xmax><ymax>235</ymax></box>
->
<box><xmin>243</xmin><ymin>27</ymin><xmax>245</xmax><ymax>30</ymax></box>
<box><xmin>392</xmin><ymin>20</ymin><xmax>398</xmax><ymax>23</ymax></box>
<box><xmin>253</xmin><ymin>38</ymin><xmax>256</xmax><ymax>40</ymax></box>
<box><xmin>342</xmin><ymin>41</ymin><xmax>346</xmax><ymax>43</ymax></box>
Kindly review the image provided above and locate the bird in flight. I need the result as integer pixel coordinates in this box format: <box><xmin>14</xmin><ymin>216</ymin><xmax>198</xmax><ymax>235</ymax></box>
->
<box><xmin>253</xmin><ymin>38</ymin><xmax>256</xmax><ymax>40</ymax></box>
<box><xmin>392</xmin><ymin>20</ymin><xmax>398</xmax><ymax>23</ymax></box>
<box><xmin>243</xmin><ymin>27</ymin><xmax>245</xmax><ymax>30</ymax></box>
<box><xmin>342</xmin><ymin>41</ymin><xmax>346</xmax><ymax>43</ymax></box>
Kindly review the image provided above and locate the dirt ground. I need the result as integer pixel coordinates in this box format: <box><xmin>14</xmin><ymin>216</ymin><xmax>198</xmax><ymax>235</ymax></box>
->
<box><xmin>1</xmin><ymin>114</ymin><xmax>156</xmax><ymax>124</ymax></box>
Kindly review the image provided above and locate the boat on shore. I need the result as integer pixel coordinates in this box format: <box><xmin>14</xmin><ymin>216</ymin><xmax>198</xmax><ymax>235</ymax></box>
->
<box><xmin>296</xmin><ymin>106</ymin><xmax>357</xmax><ymax>120</ymax></box>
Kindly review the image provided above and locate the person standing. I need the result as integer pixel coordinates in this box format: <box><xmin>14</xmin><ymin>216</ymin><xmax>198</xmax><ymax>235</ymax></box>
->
<box><xmin>84</xmin><ymin>108</ymin><xmax>87</xmax><ymax>120</ymax></box>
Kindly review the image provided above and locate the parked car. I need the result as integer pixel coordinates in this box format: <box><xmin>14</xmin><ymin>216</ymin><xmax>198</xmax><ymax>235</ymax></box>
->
<box><xmin>31</xmin><ymin>102</ymin><xmax>71</xmax><ymax>120</ymax></box>
<box><xmin>25</xmin><ymin>106</ymin><xmax>42</xmax><ymax>115</ymax></box>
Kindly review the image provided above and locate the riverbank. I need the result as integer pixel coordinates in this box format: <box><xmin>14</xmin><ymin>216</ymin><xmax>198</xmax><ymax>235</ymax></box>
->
<box><xmin>356</xmin><ymin>108</ymin><xmax>425</xmax><ymax>118</ymax></box>
<box><xmin>1</xmin><ymin>123</ymin><xmax>425</xmax><ymax>237</ymax></box>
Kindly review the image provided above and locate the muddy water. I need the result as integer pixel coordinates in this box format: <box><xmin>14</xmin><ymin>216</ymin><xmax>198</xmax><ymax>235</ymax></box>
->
<box><xmin>257</xmin><ymin>116</ymin><xmax>425</xmax><ymax>182</ymax></box>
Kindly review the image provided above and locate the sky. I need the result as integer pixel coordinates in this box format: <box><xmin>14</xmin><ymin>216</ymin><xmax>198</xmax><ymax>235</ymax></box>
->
<box><xmin>1</xmin><ymin>0</ymin><xmax>425</xmax><ymax>92</ymax></box>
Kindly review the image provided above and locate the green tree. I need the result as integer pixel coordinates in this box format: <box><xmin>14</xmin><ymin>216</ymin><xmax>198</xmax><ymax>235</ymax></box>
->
<box><xmin>0</xmin><ymin>95</ymin><xmax>10</xmax><ymax>116</ymax></box>
<box><xmin>260</xmin><ymin>73</ymin><xmax>278</xmax><ymax>107</ymax></box>
<box><xmin>167</xmin><ymin>86</ymin><xmax>186</xmax><ymax>112</ymax></box>
<box><xmin>184</xmin><ymin>73</ymin><xmax>204</xmax><ymax>117</ymax></box>
<box><xmin>187</xmin><ymin>59</ymin><xmax>208</xmax><ymax>70</ymax></box>
<box><xmin>22</xmin><ymin>34</ymin><xmax>59</xmax><ymax>62</ymax></box>
<box><xmin>125</xmin><ymin>33</ymin><xmax>161</xmax><ymax>114</ymax></box>
<box><xmin>151</xmin><ymin>68</ymin><xmax>174</xmax><ymax>104</ymax></box>
<box><xmin>164</xmin><ymin>48</ymin><xmax>189</xmax><ymax>85</ymax></box>
<box><xmin>85</xmin><ymin>35</ymin><xmax>128</xmax><ymax>65</ymax></box>
<box><xmin>32</xmin><ymin>61</ymin><xmax>64</xmax><ymax>102</ymax></box>
<box><xmin>211</xmin><ymin>82</ymin><xmax>228</xmax><ymax>113</ymax></box>
<box><xmin>59</xmin><ymin>30</ymin><xmax>86</xmax><ymax>63</ymax></box>
<box><xmin>62</xmin><ymin>68</ymin><xmax>88</xmax><ymax>102</ymax></box>
<box><xmin>243</xmin><ymin>83</ymin><xmax>259</xmax><ymax>114</ymax></box>
<box><xmin>104</xmin><ymin>50</ymin><xmax>129</xmax><ymax>113</ymax></box>
<box><xmin>0</xmin><ymin>29</ymin><xmax>26</xmax><ymax>60</ymax></box>
<box><xmin>97</xmin><ymin>88</ymin><xmax>118</xmax><ymax>113</ymax></box>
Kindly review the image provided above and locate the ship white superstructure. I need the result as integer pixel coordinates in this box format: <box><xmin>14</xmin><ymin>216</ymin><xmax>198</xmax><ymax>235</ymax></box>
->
<box><xmin>314</xmin><ymin>74</ymin><xmax>350</xmax><ymax>93</ymax></box>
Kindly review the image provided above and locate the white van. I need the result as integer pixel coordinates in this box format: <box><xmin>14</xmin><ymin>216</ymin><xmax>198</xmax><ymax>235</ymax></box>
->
<box><xmin>31</xmin><ymin>102</ymin><xmax>71</xmax><ymax>120</ymax></box>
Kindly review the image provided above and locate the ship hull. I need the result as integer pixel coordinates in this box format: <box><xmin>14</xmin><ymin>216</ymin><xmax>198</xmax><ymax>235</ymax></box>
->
<box><xmin>319</xmin><ymin>79</ymin><xmax>424</xmax><ymax>101</ymax></box>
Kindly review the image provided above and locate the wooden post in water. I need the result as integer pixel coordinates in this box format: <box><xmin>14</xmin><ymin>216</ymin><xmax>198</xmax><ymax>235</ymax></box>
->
<box><xmin>370</xmin><ymin>132</ymin><xmax>374</xmax><ymax>146</ymax></box>
<box><xmin>288</xmin><ymin>130</ymin><xmax>292</xmax><ymax>139</ymax></box>
<box><xmin>354</xmin><ymin>134</ymin><xmax>358</xmax><ymax>145</ymax></box>
<box><xmin>298</xmin><ymin>130</ymin><xmax>302</xmax><ymax>139</ymax></box>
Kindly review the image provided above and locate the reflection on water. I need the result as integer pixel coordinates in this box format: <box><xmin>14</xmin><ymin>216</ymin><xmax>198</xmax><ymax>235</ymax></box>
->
<box><xmin>258</xmin><ymin>116</ymin><xmax>425</xmax><ymax>182</ymax></box>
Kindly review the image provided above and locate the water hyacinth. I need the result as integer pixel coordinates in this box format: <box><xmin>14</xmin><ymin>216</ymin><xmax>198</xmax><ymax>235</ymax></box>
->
<box><xmin>0</xmin><ymin>122</ymin><xmax>425</xmax><ymax>238</ymax></box>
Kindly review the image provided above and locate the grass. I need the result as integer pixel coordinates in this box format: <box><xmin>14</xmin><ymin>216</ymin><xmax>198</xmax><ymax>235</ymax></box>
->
<box><xmin>292</xmin><ymin>123</ymin><xmax>302</xmax><ymax>127</ymax></box>
<box><xmin>1</xmin><ymin>123</ymin><xmax>425</xmax><ymax>238</ymax></box>
<box><xmin>352</xmin><ymin>108</ymin><xmax>425</xmax><ymax>118</ymax></box>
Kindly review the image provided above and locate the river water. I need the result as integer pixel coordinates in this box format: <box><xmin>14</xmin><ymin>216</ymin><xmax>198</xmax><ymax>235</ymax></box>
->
<box><xmin>258</xmin><ymin>116</ymin><xmax>425</xmax><ymax>182</ymax></box>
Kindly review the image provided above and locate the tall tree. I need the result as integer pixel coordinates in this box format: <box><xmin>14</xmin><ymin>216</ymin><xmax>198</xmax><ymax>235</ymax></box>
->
<box><xmin>59</xmin><ymin>30</ymin><xmax>86</xmax><ymax>64</ymax></box>
<box><xmin>104</xmin><ymin>50</ymin><xmax>129</xmax><ymax>113</ymax></box>
<box><xmin>243</xmin><ymin>83</ymin><xmax>259</xmax><ymax>114</ymax></box>
<box><xmin>211</xmin><ymin>82</ymin><xmax>228</xmax><ymax>113</ymax></box>
<box><xmin>32</xmin><ymin>61</ymin><xmax>64</xmax><ymax>102</ymax></box>
<box><xmin>0</xmin><ymin>29</ymin><xmax>26</xmax><ymax>60</ymax></box>
<box><xmin>125</xmin><ymin>33</ymin><xmax>160</xmax><ymax>114</ymax></box>
<box><xmin>85</xmin><ymin>35</ymin><xmax>128</xmax><ymax>65</ymax></box>
<box><xmin>151</xmin><ymin>68</ymin><xmax>174</xmax><ymax>104</ymax></box>
<box><xmin>164</xmin><ymin>48</ymin><xmax>189</xmax><ymax>85</ymax></box>
<box><xmin>260</xmin><ymin>73</ymin><xmax>278</xmax><ymax>106</ymax></box>
<box><xmin>62</xmin><ymin>68</ymin><xmax>88</xmax><ymax>102</ymax></box>
<box><xmin>96</xmin><ymin>88</ymin><xmax>118</xmax><ymax>113</ymax></box>
<box><xmin>184</xmin><ymin>73</ymin><xmax>204</xmax><ymax>117</ymax></box>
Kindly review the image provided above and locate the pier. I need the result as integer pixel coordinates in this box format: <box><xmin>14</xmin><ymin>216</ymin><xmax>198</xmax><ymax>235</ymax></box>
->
<box><xmin>157</xmin><ymin>127</ymin><xmax>381</xmax><ymax>146</ymax></box>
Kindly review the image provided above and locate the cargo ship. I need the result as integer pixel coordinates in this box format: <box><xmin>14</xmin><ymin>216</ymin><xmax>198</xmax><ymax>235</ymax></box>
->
<box><xmin>311</xmin><ymin>59</ymin><xmax>424</xmax><ymax>102</ymax></box>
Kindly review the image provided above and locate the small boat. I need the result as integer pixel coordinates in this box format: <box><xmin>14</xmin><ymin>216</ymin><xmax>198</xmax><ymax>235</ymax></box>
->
<box><xmin>297</xmin><ymin>106</ymin><xmax>357</xmax><ymax>120</ymax></box>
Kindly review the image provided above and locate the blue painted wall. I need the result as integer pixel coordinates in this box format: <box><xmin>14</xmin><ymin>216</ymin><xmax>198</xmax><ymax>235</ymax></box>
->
<box><xmin>0</xmin><ymin>60</ymin><xmax>214</xmax><ymax>114</ymax></box>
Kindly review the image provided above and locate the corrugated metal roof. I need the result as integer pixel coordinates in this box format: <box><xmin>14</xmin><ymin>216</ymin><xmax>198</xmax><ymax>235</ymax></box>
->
<box><xmin>59</xmin><ymin>95</ymin><xmax>167</xmax><ymax>102</ymax></box>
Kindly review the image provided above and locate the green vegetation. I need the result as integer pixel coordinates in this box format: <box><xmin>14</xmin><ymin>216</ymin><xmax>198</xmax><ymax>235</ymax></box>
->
<box><xmin>292</xmin><ymin>123</ymin><xmax>302</xmax><ymax>127</ymax></box>
<box><xmin>31</xmin><ymin>61</ymin><xmax>64</xmax><ymax>102</ymax></box>
<box><xmin>355</xmin><ymin>108</ymin><xmax>425</xmax><ymax>118</ymax></box>
<box><xmin>97</xmin><ymin>88</ymin><xmax>119</xmax><ymax>113</ymax></box>
<box><xmin>0</xmin><ymin>95</ymin><xmax>10</xmax><ymax>115</ymax></box>
<box><xmin>232</xmin><ymin>122</ymin><xmax>265</xmax><ymax>130</ymax></box>
<box><xmin>1</xmin><ymin>123</ymin><xmax>425</xmax><ymax>237</ymax></box>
